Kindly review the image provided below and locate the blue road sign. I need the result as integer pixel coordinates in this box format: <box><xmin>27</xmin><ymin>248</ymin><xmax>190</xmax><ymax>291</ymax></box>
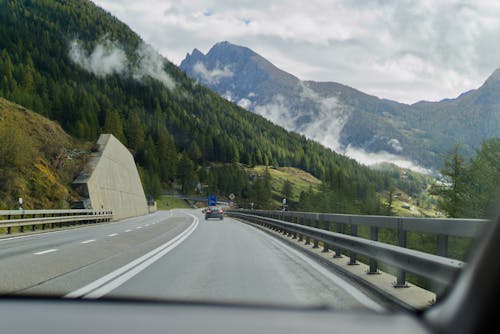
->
<box><xmin>208</xmin><ymin>195</ymin><xmax>217</xmax><ymax>206</ymax></box>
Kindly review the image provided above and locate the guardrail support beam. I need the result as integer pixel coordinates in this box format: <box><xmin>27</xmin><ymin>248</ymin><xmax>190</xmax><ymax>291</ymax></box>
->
<box><xmin>438</xmin><ymin>234</ymin><xmax>448</xmax><ymax>257</ymax></box>
<box><xmin>348</xmin><ymin>222</ymin><xmax>358</xmax><ymax>265</ymax></box>
<box><xmin>333</xmin><ymin>223</ymin><xmax>343</xmax><ymax>258</ymax></box>
<box><xmin>368</xmin><ymin>226</ymin><xmax>379</xmax><ymax>274</ymax></box>
<box><xmin>394</xmin><ymin>219</ymin><xmax>409</xmax><ymax>288</ymax></box>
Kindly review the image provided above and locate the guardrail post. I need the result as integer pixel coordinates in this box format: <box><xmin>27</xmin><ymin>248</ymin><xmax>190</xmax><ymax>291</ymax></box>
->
<box><xmin>322</xmin><ymin>218</ymin><xmax>329</xmax><ymax>253</ymax></box>
<box><xmin>348</xmin><ymin>219</ymin><xmax>358</xmax><ymax>265</ymax></box>
<box><xmin>333</xmin><ymin>222</ymin><xmax>343</xmax><ymax>258</ymax></box>
<box><xmin>297</xmin><ymin>216</ymin><xmax>303</xmax><ymax>242</ymax></box>
<box><xmin>313</xmin><ymin>214</ymin><xmax>319</xmax><ymax>248</ymax></box>
<box><xmin>6</xmin><ymin>214</ymin><xmax>11</xmax><ymax>234</ymax></box>
<box><xmin>367</xmin><ymin>226</ymin><xmax>379</xmax><ymax>274</ymax></box>
<box><xmin>438</xmin><ymin>234</ymin><xmax>448</xmax><ymax>257</ymax></box>
<box><xmin>394</xmin><ymin>218</ymin><xmax>408</xmax><ymax>288</ymax></box>
<box><xmin>291</xmin><ymin>216</ymin><xmax>298</xmax><ymax>239</ymax></box>
<box><xmin>20</xmin><ymin>212</ymin><xmax>24</xmax><ymax>233</ymax></box>
<box><xmin>304</xmin><ymin>216</ymin><xmax>311</xmax><ymax>245</ymax></box>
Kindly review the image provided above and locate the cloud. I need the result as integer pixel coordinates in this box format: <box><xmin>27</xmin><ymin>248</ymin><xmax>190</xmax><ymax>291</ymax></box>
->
<box><xmin>388</xmin><ymin>138</ymin><xmax>403</xmax><ymax>152</ymax></box>
<box><xmin>193</xmin><ymin>61</ymin><xmax>233</xmax><ymax>84</ymax></box>
<box><xmin>344</xmin><ymin>145</ymin><xmax>432</xmax><ymax>174</ymax></box>
<box><xmin>254</xmin><ymin>94</ymin><xmax>297</xmax><ymax>130</ymax></box>
<box><xmin>69</xmin><ymin>39</ymin><xmax>127</xmax><ymax>77</ymax></box>
<box><xmin>251</xmin><ymin>85</ymin><xmax>350</xmax><ymax>152</ymax></box>
<box><xmin>134</xmin><ymin>43</ymin><xmax>176</xmax><ymax>90</ymax></box>
<box><xmin>237</xmin><ymin>98</ymin><xmax>252</xmax><ymax>109</ymax></box>
<box><xmin>69</xmin><ymin>38</ymin><xmax>175</xmax><ymax>90</ymax></box>
<box><xmin>251</xmin><ymin>84</ymin><xmax>431</xmax><ymax>173</ymax></box>
<box><xmin>297</xmin><ymin>84</ymin><xmax>350</xmax><ymax>151</ymax></box>
<box><xmin>93</xmin><ymin>0</ymin><xmax>500</xmax><ymax>103</ymax></box>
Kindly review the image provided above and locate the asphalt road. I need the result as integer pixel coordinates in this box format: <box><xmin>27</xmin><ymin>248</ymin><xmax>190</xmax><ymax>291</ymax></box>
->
<box><xmin>0</xmin><ymin>209</ymin><xmax>383</xmax><ymax>311</ymax></box>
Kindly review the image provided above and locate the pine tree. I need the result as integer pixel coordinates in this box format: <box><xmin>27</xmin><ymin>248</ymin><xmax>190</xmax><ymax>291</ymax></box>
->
<box><xmin>432</xmin><ymin>145</ymin><xmax>469</xmax><ymax>218</ymax></box>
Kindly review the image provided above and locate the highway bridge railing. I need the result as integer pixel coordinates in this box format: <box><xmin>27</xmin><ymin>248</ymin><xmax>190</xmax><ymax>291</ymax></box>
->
<box><xmin>228</xmin><ymin>209</ymin><xmax>490</xmax><ymax>295</ymax></box>
<box><xmin>0</xmin><ymin>209</ymin><xmax>113</xmax><ymax>235</ymax></box>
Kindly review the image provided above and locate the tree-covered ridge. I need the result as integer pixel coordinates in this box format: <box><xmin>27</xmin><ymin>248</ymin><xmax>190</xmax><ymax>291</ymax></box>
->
<box><xmin>431</xmin><ymin>139</ymin><xmax>500</xmax><ymax>219</ymax></box>
<box><xmin>0</xmin><ymin>0</ymin><xmax>394</xmax><ymax>214</ymax></box>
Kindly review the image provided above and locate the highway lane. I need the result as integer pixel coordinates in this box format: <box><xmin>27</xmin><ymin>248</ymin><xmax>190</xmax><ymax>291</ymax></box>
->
<box><xmin>0</xmin><ymin>209</ymin><xmax>383</xmax><ymax>311</ymax></box>
<box><xmin>0</xmin><ymin>210</ymin><xmax>192</xmax><ymax>294</ymax></box>
<box><xmin>106</xmin><ymin>209</ymin><xmax>383</xmax><ymax>311</ymax></box>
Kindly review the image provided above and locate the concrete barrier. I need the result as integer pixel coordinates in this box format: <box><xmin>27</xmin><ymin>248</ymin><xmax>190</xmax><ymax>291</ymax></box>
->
<box><xmin>73</xmin><ymin>134</ymin><xmax>148</xmax><ymax>220</ymax></box>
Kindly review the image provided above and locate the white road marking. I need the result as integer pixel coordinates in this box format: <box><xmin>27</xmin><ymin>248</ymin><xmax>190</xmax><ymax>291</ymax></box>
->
<box><xmin>108</xmin><ymin>233</ymin><xmax>118</xmax><ymax>237</ymax></box>
<box><xmin>136</xmin><ymin>226</ymin><xmax>142</xmax><ymax>229</ymax></box>
<box><xmin>34</xmin><ymin>248</ymin><xmax>58</xmax><ymax>255</ymax></box>
<box><xmin>247</xmin><ymin>223</ymin><xmax>385</xmax><ymax>312</ymax></box>
<box><xmin>66</xmin><ymin>213</ymin><xmax>199</xmax><ymax>299</ymax></box>
<box><xmin>80</xmin><ymin>239</ymin><xmax>96</xmax><ymax>244</ymax></box>
<box><xmin>124</xmin><ymin>229</ymin><xmax>132</xmax><ymax>233</ymax></box>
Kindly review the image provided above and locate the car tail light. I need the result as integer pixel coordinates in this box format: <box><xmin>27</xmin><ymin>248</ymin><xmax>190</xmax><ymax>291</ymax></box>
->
<box><xmin>218</xmin><ymin>210</ymin><xmax>223</xmax><ymax>214</ymax></box>
<box><xmin>206</xmin><ymin>209</ymin><xmax>211</xmax><ymax>213</ymax></box>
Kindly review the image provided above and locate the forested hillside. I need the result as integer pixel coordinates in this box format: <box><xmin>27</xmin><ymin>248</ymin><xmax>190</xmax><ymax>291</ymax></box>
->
<box><xmin>181</xmin><ymin>41</ymin><xmax>500</xmax><ymax>170</ymax></box>
<box><xmin>0</xmin><ymin>97</ymin><xmax>89</xmax><ymax>209</ymax></box>
<box><xmin>0</xmin><ymin>0</ymin><xmax>395</xmax><ymax>214</ymax></box>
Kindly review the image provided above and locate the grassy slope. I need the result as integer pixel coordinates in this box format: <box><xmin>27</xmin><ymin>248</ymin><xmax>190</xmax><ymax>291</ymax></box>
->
<box><xmin>0</xmin><ymin>97</ymin><xmax>90</xmax><ymax>209</ymax></box>
<box><xmin>246</xmin><ymin>165</ymin><xmax>322</xmax><ymax>207</ymax></box>
<box><xmin>156</xmin><ymin>196</ymin><xmax>191</xmax><ymax>210</ymax></box>
<box><xmin>247</xmin><ymin>164</ymin><xmax>442</xmax><ymax>217</ymax></box>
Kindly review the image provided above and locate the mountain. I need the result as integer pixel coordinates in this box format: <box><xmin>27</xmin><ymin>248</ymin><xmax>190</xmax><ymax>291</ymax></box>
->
<box><xmin>0</xmin><ymin>0</ymin><xmax>392</xmax><ymax>214</ymax></box>
<box><xmin>180</xmin><ymin>41</ymin><xmax>500</xmax><ymax>170</ymax></box>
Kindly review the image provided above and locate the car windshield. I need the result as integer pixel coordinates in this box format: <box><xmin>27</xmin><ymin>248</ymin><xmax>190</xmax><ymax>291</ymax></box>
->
<box><xmin>0</xmin><ymin>0</ymin><xmax>498</xmax><ymax>317</ymax></box>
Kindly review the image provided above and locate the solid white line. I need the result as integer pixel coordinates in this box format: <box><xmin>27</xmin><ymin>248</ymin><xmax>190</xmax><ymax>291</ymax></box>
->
<box><xmin>80</xmin><ymin>239</ymin><xmax>96</xmax><ymax>244</ymax></box>
<box><xmin>65</xmin><ymin>214</ymin><xmax>198</xmax><ymax>299</ymax></box>
<box><xmin>34</xmin><ymin>248</ymin><xmax>58</xmax><ymax>255</ymax></box>
<box><xmin>108</xmin><ymin>233</ymin><xmax>118</xmax><ymax>237</ymax></box>
<box><xmin>248</xmin><ymin>224</ymin><xmax>385</xmax><ymax>312</ymax></box>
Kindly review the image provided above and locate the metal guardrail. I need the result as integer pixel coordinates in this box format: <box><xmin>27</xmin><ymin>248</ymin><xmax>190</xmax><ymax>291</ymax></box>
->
<box><xmin>228</xmin><ymin>210</ymin><xmax>490</xmax><ymax>291</ymax></box>
<box><xmin>0</xmin><ymin>210</ymin><xmax>113</xmax><ymax>234</ymax></box>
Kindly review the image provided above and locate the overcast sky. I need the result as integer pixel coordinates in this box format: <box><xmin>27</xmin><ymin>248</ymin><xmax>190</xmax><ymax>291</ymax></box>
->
<box><xmin>92</xmin><ymin>0</ymin><xmax>500</xmax><ymax>104</ymax></box>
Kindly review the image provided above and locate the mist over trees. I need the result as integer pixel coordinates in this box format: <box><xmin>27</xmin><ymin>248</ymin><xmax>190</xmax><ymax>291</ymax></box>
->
<box><xmin>1</xmin><ymin>0</ymin><xmax>496</xmax><ymax>217</ymax></box>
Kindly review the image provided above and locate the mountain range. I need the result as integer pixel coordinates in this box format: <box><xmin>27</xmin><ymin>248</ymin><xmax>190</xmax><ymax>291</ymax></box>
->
<box><xmin>0</xmin><ymin>0</ymin><xmax>394</xmax><ymax>214</ymax></box>
<box><xmin>180</xmin><ymin>41</ymin><xmax>500</xmax><ymax>171</ymax></box>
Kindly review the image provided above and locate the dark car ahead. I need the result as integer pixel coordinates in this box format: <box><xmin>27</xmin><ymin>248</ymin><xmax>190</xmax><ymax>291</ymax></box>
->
<box><xmin>205</xmin><ymin>206</ymin><xmax>224</xmax><ymax>220</ymax></box>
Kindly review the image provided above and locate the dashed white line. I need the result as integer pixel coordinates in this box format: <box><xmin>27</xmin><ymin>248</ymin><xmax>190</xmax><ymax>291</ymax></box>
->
<box><xmin>66</xmin><ymin>213</ymin><xmax>199</xmax><ymax>299</ymax></box>
<box><xmin>34</xmin><ymin>249</ymin><xmax>58</xmax><ymax>255</ymax></box>
<box><xmin>108</xmin><ymin>233</ymin><xmax>118</xmax><ymax>237</ymax></box>
<box><xmin>136</xmin><ymin>226</ymin><xmax>142</xmax><ymax>229</ymax></box>
<box><xmin>80</xmin><ymin>239</ymin><xmax>96</xmax><ymax>244</ymax></box>
<box><xmin>125</xmin><ymin>229</ymin><xmax>132</xmax><ymax>233</ymax></box>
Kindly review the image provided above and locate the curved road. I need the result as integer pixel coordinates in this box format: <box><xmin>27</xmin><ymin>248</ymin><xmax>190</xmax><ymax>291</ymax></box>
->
<box><xmin>0</xmin><ymin>210</ymin><xmax>382</xmax><ymax>311</ymax></box>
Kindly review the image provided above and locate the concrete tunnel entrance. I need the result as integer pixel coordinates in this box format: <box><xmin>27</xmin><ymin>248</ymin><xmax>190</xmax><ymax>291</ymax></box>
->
<box><xmin>72</xmin><ymin>134</ymin><xmax>149</xmax><ymax>220</ymax></box>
